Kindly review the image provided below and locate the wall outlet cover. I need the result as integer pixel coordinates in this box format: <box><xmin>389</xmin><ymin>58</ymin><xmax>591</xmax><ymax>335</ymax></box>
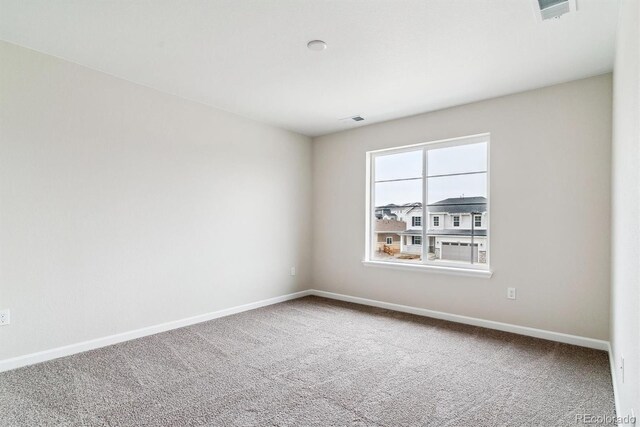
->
<box><xmin>0</xmin><ymin>309</ymin><xmax>10</xmax><ymax>326</ymax></box>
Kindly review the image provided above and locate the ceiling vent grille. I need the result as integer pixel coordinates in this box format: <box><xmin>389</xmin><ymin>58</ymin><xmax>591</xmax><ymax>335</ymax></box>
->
<box><xmin>339</xmin><ymin>115</ymin><xmax>365</xmax><ymax>122</ymax></box>
<box><xmin>534</xmin><ymin>0</ymin><xmax>576</xmax><ymax>21</ymax></box>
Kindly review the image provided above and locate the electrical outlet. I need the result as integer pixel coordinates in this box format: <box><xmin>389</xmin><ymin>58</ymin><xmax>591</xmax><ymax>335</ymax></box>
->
<box><xmin>507</xmin><ymin>288</ymin><xmax>516</xmax><ymax>300</ymax></box>
<box><xmin>0</xmin><ymin>309</ymin><xmax>10</xmax><ymax>326</ymax></box>
<box><xmin>290</xmin><ymin>267</ymin><xmax>296</xmax><ymax>276</ymax></box>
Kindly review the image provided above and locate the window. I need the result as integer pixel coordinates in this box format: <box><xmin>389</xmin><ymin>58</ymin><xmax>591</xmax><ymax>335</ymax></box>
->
<box><xmin>386</xmin><ymin>237</ymin><xmax>393</xmax><ymax>245</ymax></box>
<box><xmin>367</xmin><ymin>134</ymin><xmax>489</xmax><ymax>270</ymax></box>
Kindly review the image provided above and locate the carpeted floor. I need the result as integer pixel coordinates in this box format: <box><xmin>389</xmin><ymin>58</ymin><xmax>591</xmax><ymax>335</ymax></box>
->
<box><xmin>0</xmin><ymin>296</ymin><xmax>616</xmax><ymax>426</ymax></box>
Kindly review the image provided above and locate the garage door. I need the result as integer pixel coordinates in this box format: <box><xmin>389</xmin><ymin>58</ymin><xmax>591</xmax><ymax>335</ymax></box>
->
<box><xmin>441</xmin><ymin>242</ymin><xmax>478</xmax><ymax>262</ymax></box>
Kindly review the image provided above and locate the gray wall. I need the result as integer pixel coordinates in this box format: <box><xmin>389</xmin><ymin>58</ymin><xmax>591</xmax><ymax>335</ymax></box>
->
<box><xmin>312</xmin><ymin>74</ymin><xmax>612</xmax><ymax>341</ymax></box>
<box><xmin>610</xmin><ymin>0</ymin><xmax>639</xmax><ymax>418</ymax></box>
<box><xmin>0</xmin><ymin>41</ymin><xmax>312</xmax><ymax>360</ymax></box>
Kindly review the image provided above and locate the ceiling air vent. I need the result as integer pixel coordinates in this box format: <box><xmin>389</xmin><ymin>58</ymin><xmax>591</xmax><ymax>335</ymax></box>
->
<box><xmin>534</xmin><ymin>0</ymin><xmax>576</xmax><ymax>21</ymax></box>
<box><xmin>339</xmin><ymin>115</ymin><xmax>365</xmax><ymax>122</ymax></box>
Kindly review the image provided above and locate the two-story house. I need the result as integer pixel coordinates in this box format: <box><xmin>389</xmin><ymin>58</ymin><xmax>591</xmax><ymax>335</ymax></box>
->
<box><xmin>375</xmin><ymin>203</ymin><xmax>421</xmax><ymax>221</ymax></box>
<box><xmin>427</xmin><ymin>196</ymin><xmax>487</xmax><ymax>263</ymax></box>
<box><xmin>377</xmin><ymin>197</ymin><xmax>488</xmax><ymax>263</ymax></box>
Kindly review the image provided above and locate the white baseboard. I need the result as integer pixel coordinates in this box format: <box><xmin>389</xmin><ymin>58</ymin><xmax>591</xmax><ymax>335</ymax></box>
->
<box><xmin>607</xmin><ymin>343</ymin><xmax>622</xmax><ymax>418</ymax></box>
<box><xmin>308</xmin><ymin>289</ymin><xmax>610</xmax><ymax>351</ymax></box>
<box><xmin>0</xmin><ymin>289</ymin><xmax>312</xmax><ymax>373</ymax></box>
<box><xmin>0</xmin><ymin>287</ymin><xmax>611</xmax><ymax>376</ymax></box>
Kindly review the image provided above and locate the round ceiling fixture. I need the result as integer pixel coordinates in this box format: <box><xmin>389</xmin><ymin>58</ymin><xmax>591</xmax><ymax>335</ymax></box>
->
<box><xmin>307</xmin><ymin>40</ymin><xmax>327</xmax><ymax>51</ymax></box>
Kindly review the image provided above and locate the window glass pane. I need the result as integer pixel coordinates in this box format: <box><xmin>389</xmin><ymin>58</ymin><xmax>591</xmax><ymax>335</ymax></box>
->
<box><xmin>426</xmin><ymin>173</ymin><xmax>486</xmax><ymax>205</ymax></box>
<box><xmin>426</xmin><ymin>172</ymin><xmax>487</xmax><ymax>265</ymax></box>
<box><xmin>373</xmin><ymin>179</ymin><xmax>422</xmax><ymax>264</ymax></box>
<box><xmin>374</xmin><ymin>179</ymin><xmax>422</xmax><ymax>207</ymax></box>
<box><xmin>375</xmin><ymin>150</ymin><xmax>422</xmax><ymax>182</ymax></box>
<box><xmin>427</xmin><ymin>142</ymin><xmax>487</xmax><ymax>176</ymax></box>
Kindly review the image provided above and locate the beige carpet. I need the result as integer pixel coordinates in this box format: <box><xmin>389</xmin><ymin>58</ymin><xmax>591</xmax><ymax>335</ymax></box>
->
<box><xmin>0</xmin><ymin>296</ymin><xmax>616</xmax><ymax>426</ymax></box>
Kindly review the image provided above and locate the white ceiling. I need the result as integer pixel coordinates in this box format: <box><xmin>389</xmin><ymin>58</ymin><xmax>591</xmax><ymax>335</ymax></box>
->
<box><xmin>0</xmin><ymin>0</ymin><xmax>618</xmax><ymax>136</ymax></box>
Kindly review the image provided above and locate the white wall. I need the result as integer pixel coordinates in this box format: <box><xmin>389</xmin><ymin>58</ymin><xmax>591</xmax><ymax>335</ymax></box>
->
<box><xmin>312</xmin><ymin>75</ymin><xmax>612</xmax><ymax>340</ymax></box>
<box><xmin>610</xmin><ymin>0</ymin><xmax>640</xmax><ymax>419</ymax></box>
<box><xmin>0</xmin><ymin>41</ymin><xmax>312</xmax><ymax>361</ymax></box>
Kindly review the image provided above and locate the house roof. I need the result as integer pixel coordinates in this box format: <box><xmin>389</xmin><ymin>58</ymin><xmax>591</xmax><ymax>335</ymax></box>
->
<box><xmin>430</xmin><ymin>196</ymin><xmax>486</xmax><ymax>206</ymax></box>
<box><xmin>374</xmin><ymin>207</ymin><xmax>398</xmax><ymax>220</ymax></box>
<box><xmin>427</xmin><ymin>229</ymin><xmax>487</xmax><ymax>237</ymax></box>
<box><xmin>398</xmin><ymin>229</ymin><xmax>421</xmax><ymax>235</ymax></box>
<box><xmin>376</xmin><ymin>197</ymin><xmax>487</xmax><ymax>214</ymax></box>
<box><xmin>400</xmin><ymin>229</ymin><xmax>487</xmax><ymax>237</ymax></box>
<box><xmin>375</xmin><ymin>202</ymin><xmax>421</xmax><ymax>209</ymax></box>
<box><xmin>375</xmin><ymin>213</ymin><xmax>398</xmax><ymax>220</ymax></box>
<box><xmin>427</xmin><ymin>196</ymin><xmax>486</xmax><ymax>214</ymax></box>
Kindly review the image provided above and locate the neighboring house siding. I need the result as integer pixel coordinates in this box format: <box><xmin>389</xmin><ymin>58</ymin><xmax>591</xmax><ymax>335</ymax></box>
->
<box><xmin>374</xmin><ymin>219</ymin><xmax>406</xmax><ymax>232</ymax></box>
<box><xmin>376</xmin><ymin>233</ymin><xmax>401</xmax><ymax>253</ymax></box>
<box><xmin>374</xmin><ymin>219</ymin><xmax>406</xmax><ymax>254</ymax></box>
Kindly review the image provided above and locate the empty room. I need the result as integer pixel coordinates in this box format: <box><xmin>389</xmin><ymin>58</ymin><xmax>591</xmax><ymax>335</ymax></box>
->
<box><xmin>0</xmin><ymin>0</ymin><xmax>638</xmax><ymax>426</ymax></box>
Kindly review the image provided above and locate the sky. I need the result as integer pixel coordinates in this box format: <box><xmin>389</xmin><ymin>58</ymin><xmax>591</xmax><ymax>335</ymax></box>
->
<box><xmin>374</xmin><ymin>142</ymin><xmax>487</xmax><ymax>206</ymax></box>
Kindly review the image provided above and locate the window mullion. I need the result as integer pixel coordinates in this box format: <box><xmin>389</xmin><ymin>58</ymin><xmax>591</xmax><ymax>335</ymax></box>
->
<box><xmin>422</xmin><ymin>148</ymin><xmax>428</xmax><ymax>265</ymax></box>
<box><xmin>368</xmin><ymin>154</ymin><xmax>375</xmax><ymax>262</ymax></box>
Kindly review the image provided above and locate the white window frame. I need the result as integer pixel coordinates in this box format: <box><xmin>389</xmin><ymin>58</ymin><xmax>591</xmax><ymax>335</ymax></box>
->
<box><xmin>412</xmin><ymin>216</ymin><xmax>421</xmax><ymax>227</ymax></box>
<box><xmin>433</xmin><ymin>216</ymin><xmax>439</xmax><ymax>227</ymax></box>
<box><xmin>452</xmin><ymin>215</ymin><xmax>460</xmax><ymax>227</ymax></box>
<box><xmin>475</xmin><ymin>215</ymin><xmax>482</xmax><ymax>227</ymax></box>
<box><xmin>364</xmin><ymin>133</ymin><xmax>491</xmax><ymax>278</ymax></box>
<box><xmin>412</xmin><ymin>236</ymin><xmax>422</xmax><ymax>245</ymax></box>
<box><xmin>385</xmin><ymin>236</ymin><xmax>393</xmax><ymax>245</ymax></box>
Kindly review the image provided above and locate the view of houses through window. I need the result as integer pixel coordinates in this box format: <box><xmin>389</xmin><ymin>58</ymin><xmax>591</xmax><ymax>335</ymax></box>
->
<box><xmin>370</xmin><ymin>136</ymin><xmax>488</xmax><ymax>269</ymax></box>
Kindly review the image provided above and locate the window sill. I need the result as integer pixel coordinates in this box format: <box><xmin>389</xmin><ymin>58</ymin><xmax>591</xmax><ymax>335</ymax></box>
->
<box><xmin>361</xmin><ymin>260</ymin><xmax>493</xmax><ymax>278</ymax></box>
